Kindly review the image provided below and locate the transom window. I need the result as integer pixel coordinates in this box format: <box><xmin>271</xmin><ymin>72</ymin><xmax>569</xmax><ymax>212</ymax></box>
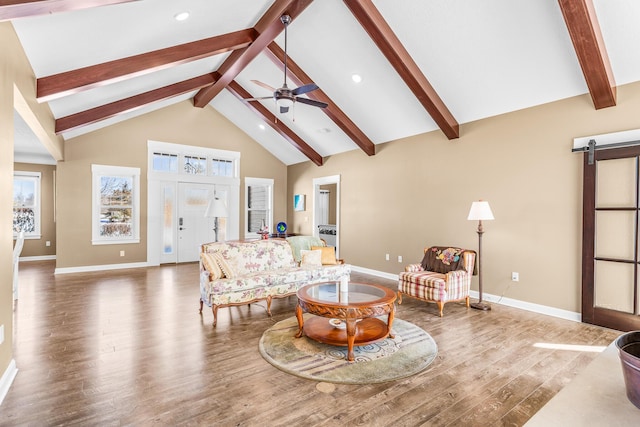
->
<box><xmin>183</xmin><ymin>155</ymin><xmax>207</xmax><ymax>175</ymax></box>
<box><xmin>150</xmin><ymin>144</ymin><xmax>237</xmax><ymax>178</ymax></box>
<box><xmin>211</xmin><ymin>158</ymin><xmax>234</xmax><ymax>177</ymax></box>
<box><xmin>152</xmin><ymin>152</ymin><xmax>178</xmax><ymax>172</ymax></box>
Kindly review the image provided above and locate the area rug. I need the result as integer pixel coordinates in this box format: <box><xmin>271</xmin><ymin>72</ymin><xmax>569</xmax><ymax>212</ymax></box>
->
<box><xmin>258</xmin><ymin>315</ymin><xmax>437</xmax><ymax>384</ymax></box>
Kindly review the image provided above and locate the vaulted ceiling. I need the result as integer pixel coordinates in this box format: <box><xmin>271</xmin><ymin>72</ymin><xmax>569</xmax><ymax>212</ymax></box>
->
<box><xmin>6</xmin><ymin>0</ymin><xmax>640</xmax><ymax>166</ymax></box>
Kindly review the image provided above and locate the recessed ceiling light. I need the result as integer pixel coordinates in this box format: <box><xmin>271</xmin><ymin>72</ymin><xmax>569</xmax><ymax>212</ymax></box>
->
<box><xmin>258</xmin><ymin>124</ymin><xmax>266</xmax><ymax>131</ymax></box>
<box><xmin>174</xmin><ymin>11</ymin><xmax>190</xmax><ymax>21</ymax></box>
<box><xmin>351</xmin><ymin>74</ymin><xmax>362</xmax><ymax>83</ymax></box>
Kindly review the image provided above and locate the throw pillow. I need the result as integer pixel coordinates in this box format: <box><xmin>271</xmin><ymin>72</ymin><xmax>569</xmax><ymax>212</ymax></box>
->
<box><xmin>200</xmin><ymin>253</ymin><xmax>224</xmax><ymax>279</ymax></box>
<box><xmin>215</xmin><ymin>254</ymin><xmax>237</xmax><ymax>279</ymax></box>
<box><xmin>311</xmin><ymin>246</ymin><xmax>338</xmax><ymax>265</ymax></box>
<box><xmin>421</xmin><ymin>247</ymin><xmax>466</xmax><ymax>274</ymax></box>
<box><xmin>300</xmin><ymin>249</ymin><xmax>322</xmax><ymax>266</ymax></box>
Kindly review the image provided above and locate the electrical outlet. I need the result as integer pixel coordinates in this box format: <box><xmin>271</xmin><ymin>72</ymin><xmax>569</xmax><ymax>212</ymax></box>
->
<box><xmin>46</xmin><ymin>241</ymin><xmax>51</xmax><ymax>247</ymax></box>
<box><xmin>398</xmin><ymin>255</ymin><xmax>403</xmax><ymax>263</ymax></box>
<box><xmin>120</xmin><ymin>250</ymin><xmax>125</xmax><ymax>257</ymax></box>
<box><xmin>385</xmin><ymin>253</ymin><xmax>390</xmax><ymax>261</ymax></box>
<box><xmin>511</xmin><ymin>272</ymin><xmax>519</xmax><ymax>282</ymax></box>
<box><xmin>0</xmin><ymin>325</ymin><xmax>4</xmax><ymax>345</ymax></box>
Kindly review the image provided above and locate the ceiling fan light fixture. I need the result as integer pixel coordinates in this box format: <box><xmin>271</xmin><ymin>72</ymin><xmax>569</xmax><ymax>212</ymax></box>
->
<box><xmin>276</xmin><ymin>97</ymin><xmax>294</xmax><ymax>108</ymax></box>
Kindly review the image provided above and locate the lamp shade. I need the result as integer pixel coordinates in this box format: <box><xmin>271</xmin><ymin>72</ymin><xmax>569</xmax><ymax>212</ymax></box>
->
<box><xmin>467</xmin><ymin>200</ymin><xmax>494</xmax><ymax>221</ymax></box>
<box><xmin>204</xmin><ymin>198</ymin><xmax>228</xmax><ymax>218</ymax></box>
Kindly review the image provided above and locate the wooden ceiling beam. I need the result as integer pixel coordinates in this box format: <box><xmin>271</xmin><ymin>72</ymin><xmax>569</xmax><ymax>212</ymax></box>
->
<box><xmin>37</xmin><ymin>28</ymin><xmax>255</xmax><ymax>102</ymax></box>
<box><xmin>0</xmin><ymin>0</ymin><xmax>139</xmax><ymax>21</ymax></box>
<box><xmin>226</xmin><ymin>80</ymin><xmax>323</xmax><ymax>166</ymax></box>
<box><xmin>558</xmin><ymin>0</ymin><xmax>616</xmax><ymax>109</ymax></box>
<box><xmin>264</xmin><ymin>42</ymin><xmax>376</xmax><ymax>156</ymax></box>
<box><xmin>193</xmin><ymin>0</ymin><xmax>313</xmax><ymax>108</ymax></box>
<box><xmin>343</xmin><ymin>0</ymin><xmax>459</xmax><ymax>140</ymax></box>
<box><xmin>55</xmin><ymin>74</ymin><xmax>215</xmax><ymax>134</ymax></box>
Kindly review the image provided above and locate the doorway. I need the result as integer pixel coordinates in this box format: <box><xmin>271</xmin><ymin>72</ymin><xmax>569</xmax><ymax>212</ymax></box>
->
<box><xmin>313</xmin><ymin>175</ymin><xmax>340</xmax><ymax>258</ymax></box>
<box><xmin>159</xmin><ymin>182</ymin><xmax>230</xmax><ymax>264</ymax></box>
<box><xmin>582</xmin><ymin>145</ymin><xmax>640</xmax><ymax>331</ymax></box>
<box><xmin>146</xmin><ymin>141</ymin><xmax>240</xmax><ymax>266</ymax></box>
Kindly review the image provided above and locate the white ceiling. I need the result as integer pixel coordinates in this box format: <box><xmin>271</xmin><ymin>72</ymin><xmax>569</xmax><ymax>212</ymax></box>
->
<box><xmin>10</xmin><ymin>0</ymin><xmax>640</xmax><ymax>166</ymax></box>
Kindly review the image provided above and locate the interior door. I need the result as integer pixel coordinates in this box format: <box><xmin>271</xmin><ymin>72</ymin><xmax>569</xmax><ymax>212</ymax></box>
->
<box><xmin>582</xmin><ymin>145</ymin><xmax>640</xmax><ymax>331</ymax></box>
<box><xmin>177</xmin><ymin>182</ymin><xmax>214</xmax><ymax>263</ymax></box>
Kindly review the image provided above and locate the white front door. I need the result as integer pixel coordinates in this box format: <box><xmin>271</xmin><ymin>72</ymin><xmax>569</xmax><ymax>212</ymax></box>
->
<box><xmin>177</xmin><ymin>182</ymin><xmax>215</xmax><ymax>263</ymax></box>
<box><xmin>159</xmin><ymin>182</ymin><xmax>216</xmax><ymax>264</ymax></box>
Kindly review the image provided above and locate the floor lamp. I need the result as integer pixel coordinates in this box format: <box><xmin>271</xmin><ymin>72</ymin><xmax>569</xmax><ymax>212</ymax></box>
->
<box><xmin>467</xmin><ymin>200</ymin><xmax>494</xmax><ymax>311</ymax></box>
<box><xmin>205</xmin><ymin>198</ymin><xmax>228</xmax><ymax>242</ymax></box>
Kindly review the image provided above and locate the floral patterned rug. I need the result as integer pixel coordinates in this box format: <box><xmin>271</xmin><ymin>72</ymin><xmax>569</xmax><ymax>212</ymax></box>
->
<box><xmin>258</xmin><ymin>315</ymin><xmax>437</xmax><ymax>384</ymax></box>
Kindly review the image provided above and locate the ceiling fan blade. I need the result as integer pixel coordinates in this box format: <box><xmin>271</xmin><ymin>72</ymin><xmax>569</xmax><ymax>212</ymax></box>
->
<box><xmin>292</xmin><ymin>83</ymin><xmax>319</xmax><ymax>96</ymax></box>
<box><xmin>243</xmin><ymin>96</ymin><xmax>273</xmax><ymax>101</ymax></box>
<box><xmin>280</xmin><ymin>105</ymin><xmax>290</xmax><ymax>114</ymax></box>
<box><xmin>295</xmin><ymin>97</ymin><xmax>328</xmax><ymax>108</ymax></box>
<box><xmin>252</xmin><ymin>80</ymin><xmax>276</xmax><ymax>92</ymax></box>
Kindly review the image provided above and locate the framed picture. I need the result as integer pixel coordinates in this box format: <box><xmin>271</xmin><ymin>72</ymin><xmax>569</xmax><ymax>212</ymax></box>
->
<box><xmin>294</xmin><ymin>194</ymin><xmax>305</xmax><ymax>211</ymax></box>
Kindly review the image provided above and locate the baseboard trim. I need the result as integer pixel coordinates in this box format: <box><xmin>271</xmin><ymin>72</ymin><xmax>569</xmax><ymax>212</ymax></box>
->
<box><xmin>55</xmin><ymin>262</ymin><xmax>151</xmax><ymax>275</ymax></box>
<box><xmin>21</xmin><ymin>255</ymin><xmax>56</xmax><ymax>262</ymax></box>
<box><xmin>351</xmin><ymin>265</ymin><xmax>398</xmax><ymax>281</ymax></box>
<box><xmin>351</xmin><ymin>265</ymin><xmax>582</xmax><ymax>323</ymax></box>
<box><xmin>0</xmin><ymin>359</ymin><xmax>18</xmax><ymax>405</ymax></box>
<box><xmin>469</xmin><ymin>290</ymin><xmax>582</xmax><ymax>322</ymax></box>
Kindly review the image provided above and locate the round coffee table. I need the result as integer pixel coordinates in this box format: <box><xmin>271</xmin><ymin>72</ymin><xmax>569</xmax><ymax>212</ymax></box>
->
<box><xmin>295</xmin><ymin>282</ymin><xmax>397</xmax><ymax>361</ymax></box>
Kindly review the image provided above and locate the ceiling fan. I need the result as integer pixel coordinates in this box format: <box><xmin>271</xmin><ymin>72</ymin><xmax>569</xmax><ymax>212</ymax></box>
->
<box><xmin>245</xmin><ymin>15</ymin><xmax>328</xmax><ymax>114</ymax></box>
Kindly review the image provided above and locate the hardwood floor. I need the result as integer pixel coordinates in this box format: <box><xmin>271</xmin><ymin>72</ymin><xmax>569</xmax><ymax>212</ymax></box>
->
<box><xmin>1</xmin><ymin>261</ymin><xmax>620</xmax><ymax>426</ymax></box>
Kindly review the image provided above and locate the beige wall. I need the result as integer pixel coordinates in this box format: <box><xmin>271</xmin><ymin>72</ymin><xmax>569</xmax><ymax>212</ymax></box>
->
<box><xmin>1</xmin><ymin>22</ymin><xmax>64</xmax><ymax>380</ymax></box>
<box><xmin>13</xmin><ymin>162</ymin><xmax>56</xmax><ymax>257</ymax></box>
<box><xmin>56</xmin><ymin>100</ymin><xmax>288</xmax><ymax>268</ymax></box>
<box><xmin>289</xmin><ymin>80</ymin><xmax>640</xmax><ymax>314</ymax></box>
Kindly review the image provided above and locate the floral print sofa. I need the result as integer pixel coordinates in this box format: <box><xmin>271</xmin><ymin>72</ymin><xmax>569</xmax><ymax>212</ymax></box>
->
<box><xmin>199</xmin><ymin>239</ymin><xmax>350</xmax><ymax>326</ymax></box>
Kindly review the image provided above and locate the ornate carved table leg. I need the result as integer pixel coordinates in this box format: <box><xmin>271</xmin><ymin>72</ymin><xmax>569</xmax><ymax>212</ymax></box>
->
<box><xmin>295</xmin><ymin>303</ymin><xmax>305</xmax><ymax>338</ymax></box>
<box><xmin>387</xmin><ymin>304</ymin><xmax>396</xmax><ymax>339</ymax></box>
<box><xmin>346</xmin><ymin>317</ymin><xmax>357</xmax><ymax>362</ymax></box>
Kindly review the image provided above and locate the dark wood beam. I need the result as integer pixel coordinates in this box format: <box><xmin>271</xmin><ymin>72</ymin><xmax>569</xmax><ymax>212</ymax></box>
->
<box><xmin>264</xmin><ymin>42</ymin><xmax>376</xmax><ymax>157</ymax></box>
<box><xmin>38</xmin><ymin>28</ymin><xmax>255</xmax><ymax>102</ymax></box>
<box><xmin>55</xmin><ymin>74</ymin><xmax>215</xmax><ymax>134</ymax></box>
<box><xmin>0</xmin><ymin>0</ymin><xmax>139</xmax><ymax>21</ymax></box>
<box><xmin>193</xmin><ymin>0</ymin><xmax>313</xmax><ymax>108</ymax></box>
<box><xmin>226</xmin><ymin>80</ymin><xmax>323</xmax><ymax>166</ymax></box>
<box><xmin>558</xmin><ymin>0</ymin><xmax>616</xmax><ymax>109</ymax></box>
<box><xmin>343</xmin><ymin>0</ymin><xmax>459</xmax><ymax>140</ymax></box>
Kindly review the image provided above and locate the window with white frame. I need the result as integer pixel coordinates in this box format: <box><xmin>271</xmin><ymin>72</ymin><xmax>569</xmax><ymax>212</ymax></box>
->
<box><xmin>211</xmin><ymin>158</ymin><xmax>234</xmax><ymax>177</ymax></box>
<box><xmin>152</xmin><ymin>152</ymin><xmax>178</xmax><ymax>172</ymax></box>
<box><xmin>150</xmin><ymin>145</ymin><xmax>238</xmax><ymax>179</ymax></box>
<box><xmin>92</xmin><ymin>164</ymin><xmax>140</xmax><ymax>245</ymax></box>
<box><xmin>183</xmin><ymin>155</ymin><xmax>207</xmax><ymax>175</ymax></box>
<box><xmin>13</xmin><ymin>171</ymin><xmax>41</xmax><ymax>238</ymax></box>
<box><xmin>245</xmin><ymin>178</ymin><xmax>273</xmax><ymax>237</ymax></box>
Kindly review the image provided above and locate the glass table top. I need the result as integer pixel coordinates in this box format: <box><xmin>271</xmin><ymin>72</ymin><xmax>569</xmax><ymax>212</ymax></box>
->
<box><xmin>298</xmin><ymin>282</ymin><xmax>394</xmax><ymax>305</ymax></box>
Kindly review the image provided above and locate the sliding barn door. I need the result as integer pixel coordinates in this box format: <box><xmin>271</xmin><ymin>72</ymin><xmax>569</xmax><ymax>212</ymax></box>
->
<box><xmin>582</xmin><ymin>145</ymin><xmax>640</xmax><ymax>331</ymax></box>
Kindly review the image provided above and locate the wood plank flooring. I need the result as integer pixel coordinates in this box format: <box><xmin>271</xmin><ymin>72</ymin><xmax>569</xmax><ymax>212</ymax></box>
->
<box><xmin>1</xmin><ymin>261</ymin><xmax>620</xmax><ymax>426</ymax></box>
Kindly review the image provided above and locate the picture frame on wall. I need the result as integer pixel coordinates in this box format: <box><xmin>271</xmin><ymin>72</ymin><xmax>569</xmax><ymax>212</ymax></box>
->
<box><xmin>294</xmin><ymin>194</ymin><xmax>305</xmax><ymax>211</ymax></box>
